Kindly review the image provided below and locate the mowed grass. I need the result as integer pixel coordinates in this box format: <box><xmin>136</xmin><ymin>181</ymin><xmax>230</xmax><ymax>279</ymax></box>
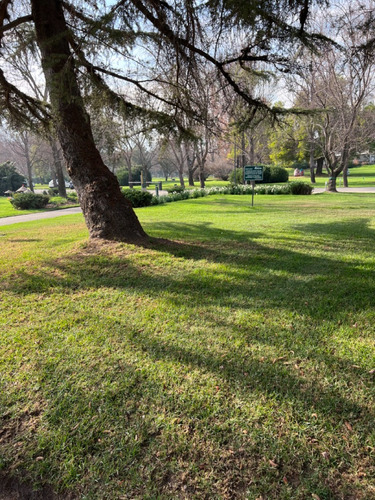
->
<box><xmin>287</xmin><ymin>164</ymin><xmax>375</xmax><ymax>187</ymax></box>
<box><xmin>0</xmin><ymin>197</ymin><xmax>48</xmax><ymax>218</ymax></box>
<box><xmin>0</xmin><ymin>196</ymin><xmax>79</xmax><ymax>218</ymax></box>
<box><xmin>0</xmin><ymin>193</ymin><xmax>374</xmax><ymax>499</ymax></box>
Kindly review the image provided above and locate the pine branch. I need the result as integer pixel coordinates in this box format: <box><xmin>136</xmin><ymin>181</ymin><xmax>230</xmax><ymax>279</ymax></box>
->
<box><xmin>0</xmin><ymin>68</ymin><xmax>50</xmax><ymax>126</ymax></box>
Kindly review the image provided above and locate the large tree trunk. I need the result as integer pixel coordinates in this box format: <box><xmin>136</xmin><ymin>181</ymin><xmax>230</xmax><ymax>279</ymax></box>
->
<box><xmin>31</xmin><ymin>0</ymin><xmax>147</xmax><ymax>243</ymax></box>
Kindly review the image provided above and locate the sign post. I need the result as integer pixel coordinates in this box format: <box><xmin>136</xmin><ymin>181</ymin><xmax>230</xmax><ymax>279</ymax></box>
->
<box><xmin>244</xmin><ymin>166</ymin><xmax>263</xmax><ymax>206</ymax></box>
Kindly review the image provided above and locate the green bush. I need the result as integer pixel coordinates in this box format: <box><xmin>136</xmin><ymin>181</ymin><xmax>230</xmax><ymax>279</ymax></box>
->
<box><xmin>267</xmin><ymin>166</ymin><xmax>289</xmax><ymax>183</ymax></box>
<box><xmin>166</xmin><ymin>185</ymin><xmax>185</xmax><ymax>194</ymax></box>
<box><xmin>289</xmin><ymin>182</ymin><xmax>313</xmax><ymax>195</ymax></box>
<box><xmin>48</xmin><ymin>187</ymin><xmax>59</xmax><ymax>196</ymax></box>
<box><xmin>10</xmin><ymin>192</ymin><xmax>50</xmax><ymax>210</ymax></box>
<box><xmin>122</xmin><ymin>189</ymin><xmax>153</xmax><ymax>207</ymax></box>
<box><xmin>228</xmin><ymin>168</ymin><xmax>244</xmax><ymax>184</ymax></box>
<box><xmin>0</xmin><ymin>161</ymin><xmax>25</xmax><ymax>195</ymax></box>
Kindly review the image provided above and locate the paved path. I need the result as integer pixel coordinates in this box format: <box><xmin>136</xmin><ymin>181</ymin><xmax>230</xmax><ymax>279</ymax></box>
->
<box><xmin>313</xmin><ymin>186</ymin><xmax>375</xmax><ymax>194</ymax></box>
<box><xmin>0</xmin><ymin>207</ymin><xmax>82</xmax><ymax>227</ymax></box>
<box><xmin>0</xmin><ymin>189</ymin><xmax>169</xmax><ymax>227</ymax></box>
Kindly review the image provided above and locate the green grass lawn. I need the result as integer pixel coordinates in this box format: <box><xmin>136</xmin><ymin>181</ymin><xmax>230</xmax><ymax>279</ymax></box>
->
<box><xmin>0</xmin><ymin>197</ymin><xmax>47</xmax><ymax>218</ymax></box>
<box><xmin>0</xmin><ymin>193</ymin><xmax>374</xmax><ymax>499</ymax></box>
<box><xmin>287</xmin><ymin>164</ymin><xmax>375</xmax><ymax>187</ymax></box>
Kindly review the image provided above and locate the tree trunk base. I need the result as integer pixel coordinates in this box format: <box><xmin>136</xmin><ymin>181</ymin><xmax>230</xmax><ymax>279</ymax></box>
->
<box><xmin>325</xmin><ymin>177</ymin><xmax>338</xmax><ymax>192</ymax></box>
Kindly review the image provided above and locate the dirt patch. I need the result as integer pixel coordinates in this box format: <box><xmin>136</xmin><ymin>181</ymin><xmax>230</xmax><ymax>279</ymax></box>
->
<box><xmin>0</xmin><ymin>475</ymin><xmax>75</xmax><ymax>500</ymax></box>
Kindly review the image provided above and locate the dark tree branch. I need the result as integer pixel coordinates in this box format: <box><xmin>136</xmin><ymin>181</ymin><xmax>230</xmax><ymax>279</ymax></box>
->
<box><xmin>0</xmin><ymin>14</ymin><xmax>33</xmax><ymax>35</ymax></box>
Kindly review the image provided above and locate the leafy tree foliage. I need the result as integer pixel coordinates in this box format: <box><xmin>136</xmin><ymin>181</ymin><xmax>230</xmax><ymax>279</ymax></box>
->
<box><xmin>0</xmin><ymin>161</ymin><xmax>25</xmax><ymax>194</ymax></box>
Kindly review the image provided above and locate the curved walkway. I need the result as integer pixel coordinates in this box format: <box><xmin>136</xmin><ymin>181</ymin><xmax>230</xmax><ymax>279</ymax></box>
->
<box><xmin>0</xmin><ymin>207</ymin><xmax>82</xmax><ymax>227</ymax></box>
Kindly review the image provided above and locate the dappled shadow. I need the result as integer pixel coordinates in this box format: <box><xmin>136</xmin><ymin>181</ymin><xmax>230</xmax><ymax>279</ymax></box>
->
<box><xmin>4</xmin><ymin>221</ymin><xmax>375</xmax><ymax>318</ymax></box>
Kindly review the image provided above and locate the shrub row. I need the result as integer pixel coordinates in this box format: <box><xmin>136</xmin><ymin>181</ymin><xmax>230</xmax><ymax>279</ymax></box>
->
<box><xmin>9</xmin><ymin>182</ymin><xmax>313</xmax><ymax>211</ymax></box>
<box><xmin>122</xmin><ymin>181</ymin><xmax>313</xmax><ymax>208</ymax></box>
<box><xmin>9</xmin><ymin>192</ymin><xmax>79</xmax><ymax>210</ymax></box>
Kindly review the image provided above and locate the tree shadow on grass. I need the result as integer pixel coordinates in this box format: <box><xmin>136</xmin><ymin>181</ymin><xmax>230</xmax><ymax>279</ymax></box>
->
<box><xmin>293</xmin><ymin>217</ymin><xmax>375</xmax><ymax>243</ymax></box>
<box><xmin>5</xmin><ymin>220</ymin><xmax>375</xmax><ymax>317</ymax></box>
<box><xmin>2</xmin><ymin>220</ymin><xmax>375</xmax><ymax>498</ymax></box>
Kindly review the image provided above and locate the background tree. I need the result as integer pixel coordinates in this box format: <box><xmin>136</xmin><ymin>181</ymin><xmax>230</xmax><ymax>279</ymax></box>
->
<box><xmin>0</xmin><ymin>161</ymin><xmax>25</xmax><ymax>194</ymax></box>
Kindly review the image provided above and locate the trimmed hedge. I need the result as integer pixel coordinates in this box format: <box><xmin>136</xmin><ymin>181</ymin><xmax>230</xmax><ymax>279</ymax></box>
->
<box><xmin>166</xmin><ymin>185</ymin><xmax>185</xmax><ymax>194</ymax></box>
<box><xmin>122</xmin><ymin>181</ymin><xmax>312</xmax><ymax>209</ymax></box>
<box><xmin>10</xmin><ymin>192</ymin><xmax>50</xmax><ymax>210</ymax></box>
<box><xmin>289</xmin><ymin>182</ymin><xmax>313</xmax><ymax>195</ymax></box>
<box><xmin>122</xmin><ymin>189</ymin><xmax>153</xmax><ymax>207</ymax></box>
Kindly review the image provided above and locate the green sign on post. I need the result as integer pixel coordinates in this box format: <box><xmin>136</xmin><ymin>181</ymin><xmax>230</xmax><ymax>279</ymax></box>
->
<box><xmin>244</xmin><ymin>165</ymin><xmax>264</xmax><ymax>182</ymax></box>
<box><xmin>244</xmin><ymin>166</ymin><xmax>263</xmax><ymax>207</ymax></box>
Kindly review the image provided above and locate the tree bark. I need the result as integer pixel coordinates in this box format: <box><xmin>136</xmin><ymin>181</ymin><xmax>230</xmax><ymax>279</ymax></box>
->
<box><xmin>49</xmin><ymin>137</ymin><xmax>66</xmax><ymax>197</ymax></box>
<box><xmin>343</xmin><ymin>162</ymin><xmax>349</xmax><ymax>187</ymax></box>
<box><xmin>316</xmin><ymin>157</ymin><xmax>324</xmax><ymax>175</ymax></box>
<box><xmin>178</xmin><ymin>169</ymin><xmax>185</xmax><ymax>188</ymax></box>
<box><xmin>31</xmin><ymin>0</ymin><xmax>147</xmax><ymax>242</ymax></box>
<box><xmin>326</xmin><ymin>175</ymin><xmax>338</xmax><ymax>192</ymax></box>
<box><xmin>309</xmin><ymin>131</ymin><xmax>316</xmax><ymax>184</ymax></box>
<box><xmin>188</xmin><ymin>167</ymin><xmax>195</xmax><ymax>186</ymax></box>
<box><xmin>24</xmin><ymin>146</ymin><xmax>34</xmax><ymax>192</ymax></box>
<box><xmin>199</xmin><ymin>165</ymin><xmax>205</xmax><ymax>188</ymax></box>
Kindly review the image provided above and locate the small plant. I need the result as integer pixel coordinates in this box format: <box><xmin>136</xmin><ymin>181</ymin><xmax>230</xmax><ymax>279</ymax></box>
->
<box><xmin>10</xmin><ymin>192</ymin><xmax>50</xmax><ymax>210</ymax></box>
<box><xmin>166</xmin><ymin>185</ymin><xmax>185</xmax><ymax>194</ymax></box>
<box><xmin>48</xmin><ymin>187</ymin><xmax>59</xmax><ymax>196</ymax></box>
<box><xmin>289</xmin><ymin>182</ymin><xmax>313</xmax><ymax>195</ymax></box>
<box><xmin>122</xmin><ymin>189</ymin><xmax>153</xmax><ymax>207</ymax></box>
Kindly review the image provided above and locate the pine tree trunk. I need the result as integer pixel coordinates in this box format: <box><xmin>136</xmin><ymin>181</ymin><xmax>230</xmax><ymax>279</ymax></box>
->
<box><xmin>31</xmin><ymin>0</ymin><xmax>147</xmax><ymax>243</ymax></box>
